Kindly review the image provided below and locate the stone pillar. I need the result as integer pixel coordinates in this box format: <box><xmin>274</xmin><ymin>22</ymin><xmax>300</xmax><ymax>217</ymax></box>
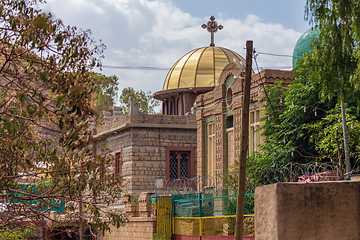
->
<box><xmin>124</xmin><ymin>195</ymin><xmax>137</xmax><ymax>218</ymax></box>
<box><xmin>103</xmin><ymin>110</ymin><xmax>112</xmax><ymax>122</ymax></box>
<box><xmin>128</xmin><ymin>96</ymin><xmax>141</xmax><ymax>115</ymax></box>
<box><xmin>139</xmin><ymin>192</ymin><xmax>154</xmax><ymax>217</ymax></box>
<box><xmin>113</xmin><ymin>106</ymin><xmax>122</xmax><ymax>118</ymax></box>
<box><xmin>196</xmin><ymin>95</ymin><xmax>205</xmax><ymax>191</ymax></box>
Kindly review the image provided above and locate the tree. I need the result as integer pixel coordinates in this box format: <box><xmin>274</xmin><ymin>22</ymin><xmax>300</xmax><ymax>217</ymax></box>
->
<box><xmin>0</xmin><ymin>225</ymin><xmax>35</xmax><ymax>240</ymax></box>
<box><xmin>118</xmin><ymin>87</ymin><xmax>160</xmax><ymax>114</ymax></box>
<box><xmin>303</xmin><ymin>112</ymin><xmax>360</xmax><ymax>177</ymax></box>
<box><xmin>225</xmin><ymin>0</ymin><xmax>360</xmax><ymax>188</ymax></box>
<box><xmin>0</xmin><ymin>0</ymin><xmax>125</xmax><ymax>236</ymax></box>
<box><xmin>246</xmin><ymin>60</ymin><xmax>360</xmax><ymax>181</ymax></box>
<box><xmin>305</xmin><ymin>0</ymin><xmax>360</xmax><ymax>175</ymax></box>
<box><xmin>92</xmin><ymin>73</ymin><xmax>119</xmax><ymax>113</ymax></box>
<box><xmin>225</xmin><ymin>69</ymin><xmax>360</xmax><ymax>188</ymax></box>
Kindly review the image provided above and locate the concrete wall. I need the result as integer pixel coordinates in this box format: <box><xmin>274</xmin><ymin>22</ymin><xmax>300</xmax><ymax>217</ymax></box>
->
<box><xmin>255</xmin><ymin>181</ymin><xmax>360</xmax><ymax>240</ymax></box>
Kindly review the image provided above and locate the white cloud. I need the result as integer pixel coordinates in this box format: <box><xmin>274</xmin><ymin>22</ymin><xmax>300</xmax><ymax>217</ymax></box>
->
<box><xmin>43</xmin><ymin>0</ymin><xmax>302</xmax><ymax>96</ymax></box>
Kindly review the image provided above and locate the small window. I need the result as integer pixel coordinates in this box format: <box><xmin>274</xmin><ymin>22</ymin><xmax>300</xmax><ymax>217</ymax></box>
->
<box><xmin>226</xmin><ymin>87</ymin><xmax>233</xmax><ymax>107</ymax></box>
<box><xmin>169</xmin><ymin>151</ymin><xmax>190</xmax><ymax>181</ymax></box>
<box><xmin>250</xmin><ymin>111</ymin><xmax>255</xmax><ymax>124</ymax></box>
<box><xmin>207</xmin><ymin>122</ymin><xmax>215</xmax><ymax>176</ymax></box>
<box><xmin>226</xmin><ymin>116</ymin><xmax>233</xmax><ymax>129</ymax></box>
<box><xmin>114</xmin><ymin>151</ymin><xmax>122</xmax><ymax>177</ymax></box>
<box><xmin>167</xmin><ymin>148</ymin><xmax>194</xmax><ymax>183</ymax></box>
<box><xmin>100</xmin><ymin>156</ymin><xmax>105</xmax><ymax>182</ymax></box>
<box><xmin>255</xmin><ymin>110</ymin><xmax>260</xmax><ymax>122</ymax></box>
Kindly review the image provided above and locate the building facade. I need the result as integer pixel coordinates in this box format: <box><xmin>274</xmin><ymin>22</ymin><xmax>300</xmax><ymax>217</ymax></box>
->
<box><xmin>195</xmin><ymin>63</ymin><xmax>295</xmax><ymax>187</ymax></box>
<box><xmin>94</xmin><ymin>101</ymin><xmax>197</xmax><ymax>197</ymax></box>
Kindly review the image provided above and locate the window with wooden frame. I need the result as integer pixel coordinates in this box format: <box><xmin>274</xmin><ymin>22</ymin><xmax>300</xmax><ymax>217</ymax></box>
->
<box><xmin>100</xmin><ymin>155</ymin><xmax>105</xmax><ymax>182</ymax></box>
<box><xmin>207</xmin><ymin>121</ymin><xmax>215</xmax><ymax>177</ymax></box>
<box><xmin>114</xmin><ymin>150</ymin><xmax>122</xmax><ymax>177</ymax></box>
<box><xmin>166</xmin><ymin>147</ymin><xmax>194</xmax><ymax>182</ymax></box>
<box><xmin>249</xmin><ymin>109</ymin><xmax>261</xmax><ymax>153</ymax></box>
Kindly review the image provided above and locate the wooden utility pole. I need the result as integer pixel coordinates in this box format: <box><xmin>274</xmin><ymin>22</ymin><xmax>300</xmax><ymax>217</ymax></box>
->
<box><xmin>234</xmin><ymin>40</ymin><xmax>253</xmax><ymax>240</ymax></box>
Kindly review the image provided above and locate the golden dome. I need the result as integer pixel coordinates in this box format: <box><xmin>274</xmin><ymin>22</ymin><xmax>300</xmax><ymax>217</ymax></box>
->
<box><xmin>163</xmin><ymin>46</ymin><xmax>246</xmax><ymax>90</ymax></box>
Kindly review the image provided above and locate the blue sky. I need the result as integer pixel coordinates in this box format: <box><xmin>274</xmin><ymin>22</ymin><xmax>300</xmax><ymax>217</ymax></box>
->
<box><xmin>172</xmin><ymin>0</ymin><xmax>309</xmax><ymax>32</ymax></box>
<box><xmin>44</xmin><ymin>0</ymin><xmax>311</xmax><ymax>97</ymax></box>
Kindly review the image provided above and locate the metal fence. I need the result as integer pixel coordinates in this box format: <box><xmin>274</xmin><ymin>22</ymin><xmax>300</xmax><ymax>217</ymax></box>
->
<box><xmin>153</xmin><ymin>162</ymin><xmax>353</xmax><ymax>237</ymax></box>
<box><xmin>172</xmin><ymin>188</ymin><xmax>254</xmax><ymax>217</ymax></box>
<box><xmin>172</xmin><ymin>189</ymin><xmax>255</xmax><ymax>236</ymax></box>
<box><xmin>153</xmin><ymin>162</ymin><xmax>348</xmax><ymax>195</ymax></box>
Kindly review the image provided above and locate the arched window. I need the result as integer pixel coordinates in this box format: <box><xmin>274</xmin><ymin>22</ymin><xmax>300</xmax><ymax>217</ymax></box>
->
<box><xmin>170</xmin><ymin>99</ymin><xmax>174</xmax><ymax>115</ymax></box>
<box><xmin>176</xmin><ymin>95</ymin><xmax>184</xmax><ymax>115</ymax></box>
<box><xmin>162</xmin><ymin>101</ymin><xmax>167</xmax><ymax>115</ymax></box>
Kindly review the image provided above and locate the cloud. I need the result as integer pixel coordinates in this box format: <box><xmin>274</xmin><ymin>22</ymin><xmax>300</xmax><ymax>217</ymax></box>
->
<box><xmin>43</xmin><ymin>0</ymin><xmax>302</xmax><ymax>96</ymax></box>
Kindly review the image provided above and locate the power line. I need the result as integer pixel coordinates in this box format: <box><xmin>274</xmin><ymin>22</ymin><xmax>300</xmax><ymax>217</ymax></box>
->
<box><xmin>100</xmin><ymin>65</ymin><xmax>169</xmax><ymax>71</ymax></box>
<box><xmin>255</xmin><ymin>51</ymin><xmax>300</xmax><ymax>58</ymax></box>
<box><xmin>98</xmin><ymin>50</ymin><xmax>299</xmax><ymax>72</ymax></box>
<box><xmin>253</xmin><ymin>52</ymin><xmax>325</xmax><ymax>160</ymax></box>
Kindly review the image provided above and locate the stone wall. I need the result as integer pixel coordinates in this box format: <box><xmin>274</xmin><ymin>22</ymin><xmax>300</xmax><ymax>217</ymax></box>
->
<box><xmin>96</xmin><ymin>114</ymin><xmax>196</xmax><ymax>136</ymax></box>
<box><xmin>94</xmin><ymin>114</ymin><xmax>197</xmax><ymax>195</ymax></box>
<box><xmin>100</xmin><ymin>217</ymin><xmax>156</xmax><ymax>240</ymax></box>
<box><xmin>255</xmin><ymin>181</ymin><xmax>360</xmax><ymax>240</ymax></box>
<box><xmin>99</xmin><ymin>192</ymin><xmax>157</xmax><ymax>240</ymax></box>
<box><xmin>195</xmin><ymin>68</ymin><xmax>295</xmax><ymax>191</ymax></box>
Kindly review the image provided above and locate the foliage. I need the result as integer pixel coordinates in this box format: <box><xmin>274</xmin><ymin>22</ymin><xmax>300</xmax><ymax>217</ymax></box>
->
<box><xmin>0</xmin><ymin>225</ymin><xmax>35</xmax><ymax>240</ymax></box>
<box><xmin>92</xmin><ymin>73</ymin><xmax>119</xmax><ymax>113</ymax></box>
<box><xmin>301</xmin><ymin>0</ymin><xmax>360</xmax><ymax>174</ymax></box>
<box><xmin>0</xmin><ymin>0</ymin><xmax>125</xmax><ymax>235</ymax></box>
<box><xmin>152</xmin><ymin>233</ymin><xmax>167</xmax><ymax>240</ymax></box>
<box><xmin>243</xmin><ymin>66</ymin><xmax>360</xmax><ymax>183</ymax></box>
<box><xmin>119</xmin><ymin>87</ymin><xmax>160</xmax><ymax>114</ymax></box>
<box><xmin>305</xmin><ymin>0</ymin><xmax>360</xmax><ymax>103</ymax></box>
<box><xmin>242</xmin><ymin>78</ymin><xmax>331</xmax><ymax>184</ymax></box>
<box><xmin>241</xmin><ymin>8</ymin><xmax>360</xmax><ymax>181</ymax></box>
<box><xmin>225</xmin><ymin>59</ymin><xmax>360</xmax><ymax>186</ymax></box>
<box><xmin>226</xmin><ymin>0</ymin><xmax>360</xmax><ymax>188</ymax></box>
<box><xmin>303</xmin><ymin>111</ymin><xmax>360</xmax><ymax>174</ymax></box>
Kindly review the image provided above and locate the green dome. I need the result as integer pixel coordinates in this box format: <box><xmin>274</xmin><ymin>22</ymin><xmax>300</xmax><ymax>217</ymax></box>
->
<box><xmin>292</xmin><ymin>28</ymin><xmax>319</xmax><ymax>68</ymax></box>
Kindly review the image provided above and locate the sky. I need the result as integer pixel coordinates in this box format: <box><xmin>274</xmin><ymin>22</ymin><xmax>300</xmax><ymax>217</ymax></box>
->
<box><xmin>43</xmin><ymin>0</ymin><xmax>311</xmax><ymax>97</ymax></box>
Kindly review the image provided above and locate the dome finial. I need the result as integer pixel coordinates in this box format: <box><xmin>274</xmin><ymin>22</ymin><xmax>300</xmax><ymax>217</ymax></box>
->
<box><xmin>202</xmin><ymin>16</ymin><xmax>223</xmax><ymax>47</ymax></box>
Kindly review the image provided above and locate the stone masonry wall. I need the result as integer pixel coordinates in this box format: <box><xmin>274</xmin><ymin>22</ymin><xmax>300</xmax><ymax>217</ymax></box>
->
<box><xmin>95</xmin><ymin>114</ymin><xmax>197</xmax><ymax>195</ymax></box>
<box><xmin>100</xmin><ymin>217</ymin><xmax>157</xmax><ymax>240</ymax></box>
<box><xmin>195</xmin><ymin>69</ymin><xmax>295</xmax><ymax>190</ymax></box>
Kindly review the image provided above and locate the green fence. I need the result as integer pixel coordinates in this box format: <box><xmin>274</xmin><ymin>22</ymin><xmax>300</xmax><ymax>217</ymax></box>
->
<box><xmin>172</xmin><ymin>189</ymin><xmax>255</xmax><ymax>236</ymax></box>
<box><xmin>7</xmin><ymin>184</ymin><xmax>64</xmax><ymax>213</ymax></box>
<box><xmin>172</xmin><ymin>189</ymin><xmax>254</xmax><ymax>217</ymax></box>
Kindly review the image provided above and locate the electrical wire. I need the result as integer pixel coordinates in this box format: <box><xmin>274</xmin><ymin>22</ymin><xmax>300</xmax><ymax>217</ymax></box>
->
<box><xmin>100</xmin><ymin>65</ymin><xmax>169</xmax><ymax>71</ymax></box>
<box><xmin>252</xmin><ymin>52</ymin><xmax>357</xmax><ymax>164</ymax></box>
<box><xmin>255</xmin><ymin>51</ymin><xmax>302</xmax><ymax>59</ymax></box>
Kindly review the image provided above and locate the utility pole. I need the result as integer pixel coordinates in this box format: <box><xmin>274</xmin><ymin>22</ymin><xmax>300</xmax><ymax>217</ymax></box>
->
<box><xmin>234</xmin><ymin>40</ymin><xmax>252</xmax><ymax>240</ymax></box>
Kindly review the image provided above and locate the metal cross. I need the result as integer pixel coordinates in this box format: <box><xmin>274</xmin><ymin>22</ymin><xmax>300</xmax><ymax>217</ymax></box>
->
<box><xmin>202</xmin><ymin>16</ymin><xmax>223</xmax><ymax>47</ymax></box>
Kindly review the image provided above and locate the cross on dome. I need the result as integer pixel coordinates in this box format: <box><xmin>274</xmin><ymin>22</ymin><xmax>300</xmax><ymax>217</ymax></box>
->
<box><xmin>202</xmin><ymin>16</ymin><xmax>223</xmax><ymax>47</ymax></box>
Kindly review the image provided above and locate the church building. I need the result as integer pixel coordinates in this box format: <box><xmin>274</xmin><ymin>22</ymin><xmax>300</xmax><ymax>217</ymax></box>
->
<box><xmin>94</xmin><ymin>16</ymin><xmax>296</xmax><ymax>197</ymax></box>
<box><xmin>195</xmin><ymin>65</ymin><xmax>294</xmax><ymax>187</ymax></box>
<box><xmin>94</xmin><ymin>16</ymin><xmax>305</xmax><ymax>240</ymax></box>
